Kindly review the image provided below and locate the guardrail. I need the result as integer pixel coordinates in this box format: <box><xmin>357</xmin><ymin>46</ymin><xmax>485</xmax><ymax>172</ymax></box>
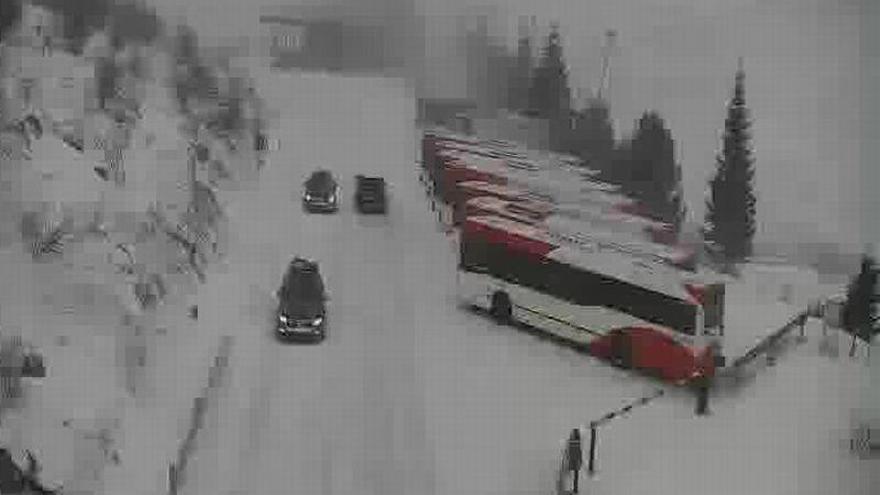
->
<box><xmin>168</xmin><ymin>335</ymin><xmax>233</xmax><ymax>495</ymax></box>
<box><xmin>726</xmin><ymin>310</ymin><xmax>809</xmax><ymax>370</ymax></box>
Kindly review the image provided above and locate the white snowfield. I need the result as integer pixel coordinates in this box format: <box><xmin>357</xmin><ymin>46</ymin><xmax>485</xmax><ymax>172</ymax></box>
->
<box><xmin>1</xmin><ymin>51</ymin><xmax>874</xmax><ymax>494</ymax></box>
<box><xmin>168</xmin><ymin>71</ymin><xmax>876</xmax><ymax>495</ymax></box>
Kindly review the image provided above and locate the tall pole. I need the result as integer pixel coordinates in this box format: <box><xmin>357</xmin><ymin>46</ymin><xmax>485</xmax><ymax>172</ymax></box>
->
<box><xmin>597</xmin><ymin>29</ymin><xmax>618</xmax><ymax>102</ymax></box>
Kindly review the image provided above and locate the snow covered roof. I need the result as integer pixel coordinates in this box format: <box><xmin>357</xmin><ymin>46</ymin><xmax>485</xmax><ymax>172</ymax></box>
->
<box><xmin>465</xmin><ymin>196</ymin><xmax>544</xmax><ymax>225</ymax></box>
<box><xmin>546</xmin><ymin>243</ymin><xmax>693</xmax><ymax>302</ymax></box>
<box><xmin>467</xmin><ymin>195</ymin><xmax>508</xmax><ymax>209</ymax></box>
<box><xmin>465</xmin><ymin>215</ymin><xmax>693</xmax><ymax>302</ymax></box>
<box><xmin>446</xmin><ymin>151</ymin><xmax>507</xmax><ymax>170</ymax></box>
<box><xmin>464</xmin><ymin>215</ymin><xmax>550</xmax><ymax>245</ymax></box>
<box><xmin>554</xmin><ymin>207</ymin><xmax>669</xmax><ymax>234</ymax></box>
<box><xmin>581</xmin><ymin>179</ymin><xmax>620</xmax><ymax>194</ymax></box>
<box><xmin>457</xmin><ymin>181</ymin><xmax>525</xmax><ymax>199</ymax></box>
<box><xmin>545</xmin><ymin>219</ymin><xmax>692</xmax><ymax>267</ymax></box>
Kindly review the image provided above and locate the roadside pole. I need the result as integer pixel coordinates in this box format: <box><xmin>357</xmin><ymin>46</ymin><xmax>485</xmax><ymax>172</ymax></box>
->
<box><xmin>585</xmin><ymin>388</ymin><xmax>664</xmax><ymax>477</ymax></box>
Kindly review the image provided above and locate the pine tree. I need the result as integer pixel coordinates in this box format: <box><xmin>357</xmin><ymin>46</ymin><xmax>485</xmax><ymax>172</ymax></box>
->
<box><xmin>627</xmin><ymin>111</ymin><xmax>682</xmax><ymax>227</ymax></box>
<box><xmin>843</xmin><ymin>254</ymin><xmax>879</xmax><ymax>356</ymax></box>
<box><xmin>527</xmin><ymin>23</ymin><xmax>572</xmax><ymax>123</ymax></box>
<box><xmin>705</xmin><ymin>58</ymin><xmax>757</xmax><ymax>264</ymax></box>
<box><xmin>0</xmin><ymin>0</ymin><xmax>21</xmax><ymax>44</ymax></box>
<box><xmin>507</xmin><ymin>20</ymin><xmax>533</xmax><ymax>112</ymax></box>
<box><xmin>569</xmin><ymin>97</ymin><xmax>615</xmax><ymax>176</ymax></box>
<box><xmin>33</xmin><ymin>0</ymin><xmax>113</xmax><ymax>54</ymax></box>
<box><xmin>465</xmin><ymin>16</ymin><xmax>490</xmax><ymax>116</ymax></box>
<box><xmin>606</xmin><ymin>138</ymin><xmax>632</xmax><ymax>194</ymax></box>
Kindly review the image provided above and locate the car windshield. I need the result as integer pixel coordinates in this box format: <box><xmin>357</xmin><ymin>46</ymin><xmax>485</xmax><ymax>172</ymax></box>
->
<box><xmin>285</xmin><ymin>270</ymin><xmax>323</xmax><ymax>300</ymax></box>
<box><xmin>307</xmin><ymin>172</ymin><xmax>334</xmax><ymax>190</ymax></box>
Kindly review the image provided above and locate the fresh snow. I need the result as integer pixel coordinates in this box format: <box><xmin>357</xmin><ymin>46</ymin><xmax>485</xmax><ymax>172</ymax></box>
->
<box><xmin>1</xmin><ymin>36</ymin><xmax>874</xmax><ymax>495</ymax></box>
<box><xmin>172</xmin><ymin>72</ymin><xmax>875</xmax><ymax>495</ymax></box>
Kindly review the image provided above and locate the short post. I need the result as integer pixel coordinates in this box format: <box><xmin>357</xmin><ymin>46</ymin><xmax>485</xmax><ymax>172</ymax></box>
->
<box><xmin>797</xmin><ymin>313</ymin><xmax>807</xmax><ymax>342</ymax></box>
<box><xmin>695</xmin><ymin>375</ymin><xmax>710</xmax><ymax>416</ymax></box>
<box><xmin>587</xmin><ymin>422</ymin><xmax>597</xmax><ymax>476</ymax></box>
<box><xmin>566</xmin><ymin>428</ymin><xmax>583</xmax><ymax>493</ymax></box>
<box><xmin>169</xmin><ymin>463</ymin><xmax>178</xmax><ymax>495</ymax></box>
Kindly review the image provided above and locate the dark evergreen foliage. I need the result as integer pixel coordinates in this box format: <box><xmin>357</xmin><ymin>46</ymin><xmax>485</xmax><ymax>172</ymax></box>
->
<box><xmin>843</xmin><ymin>254</ymin><xmax>879</xmax><ymax>355</ymax></box>
<box><xmin>704</xmin><ymin>59</ymin><xmax>757</xmax><ymax>263</ymax></box>
<box><xmin>568</xmin><ymin>98</ymin><xmax>615</xmax><ymax>176</ymax></box>
<box><xmin>527</xmin><ymin>24</ymin><xmax>571</xmax><ymax>122</ymax></box>
<box><xmin>507</xmin><ymin>28</ymin><xmax>532</xmax><ymax>112</ymax></box>
<box><xmin>0</xmin><ymin>0</ymin><xmax>22</xmax><ymax>44</ymax></box>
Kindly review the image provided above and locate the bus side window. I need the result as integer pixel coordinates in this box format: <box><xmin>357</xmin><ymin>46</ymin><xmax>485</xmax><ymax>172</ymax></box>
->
<box><xmin>484</xmin><ymin>242</ymin><xmax>507</xmax><ymax>279</ymax></box>
<box><xmin>495</xmin><ymin>245</ymin><xmax>519</xmax><ymax>284</ymax></box>
<box><xmin>535</xmin><ymin>258</ymin><xmax>554</xmax><ymax>293</ymax></box>
<box><xmin>461</xmin><ymin>239</ymin><xmax>489</xmax><ymax>272</ymax></box>
<box><xmin>519</xmin><ymin>253</ymin><xmax>546</xmax><ymax>292</ymax></box>
<box><xmin>548</xmin><ymin>262</ymin><xmax>578</xmax><ymax>304</ymax></box>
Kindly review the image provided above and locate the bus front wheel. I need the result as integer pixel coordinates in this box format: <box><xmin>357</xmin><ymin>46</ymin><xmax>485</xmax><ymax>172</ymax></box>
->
<box><xmin>490</xmin><ymin>291</ymin><xmax>512</xmax><ymax>324</ymax></box>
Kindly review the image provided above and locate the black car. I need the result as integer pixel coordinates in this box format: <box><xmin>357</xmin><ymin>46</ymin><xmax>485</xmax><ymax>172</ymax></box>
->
<box><xmin>354</xmin><ymin>175</ymin><xmax>387</xmax><ymax>214</ymax></box>
<box><xmin>303</xmin><ymin>170</ymin><xmax>339</xmax><ymax>212</ymax></box>
<box><xmin>275</xmin><ymin>257</ymin><xmax>328</xmax><ymax>342</ymax></box>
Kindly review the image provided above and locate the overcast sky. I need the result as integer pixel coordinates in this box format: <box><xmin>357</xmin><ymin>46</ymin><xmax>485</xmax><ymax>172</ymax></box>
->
<box><xmin>146</xmin><ymin>0</ymin><xmax>869</xmax><ymax>254</ymax></box>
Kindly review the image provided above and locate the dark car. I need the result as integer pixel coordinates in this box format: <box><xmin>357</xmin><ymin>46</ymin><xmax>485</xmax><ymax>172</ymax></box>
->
<box><xmin>303</xmin><ymin>170</ymin><xmax>339</xmax><ymax>213</ymax></box>
<box><xmin>354</xmin><ymin>175</ymin><xmax>387</xmax><ymax>214</ymax></box>
<box><xmin>275</xmin><ymin>257</ymin><xmax>328</xmax><ymax>342</ymax></box>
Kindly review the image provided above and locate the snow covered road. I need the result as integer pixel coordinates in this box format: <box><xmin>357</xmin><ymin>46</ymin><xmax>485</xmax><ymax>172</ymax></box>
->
<box><xmin>179</xmin><ymin>73</ymin><xmax>437</xmax><ymax>495</ymax></box>
<box><xmin>178</xmin><ymin>70</ymin><xmax>875</xmax><ymax>495</ymax></box>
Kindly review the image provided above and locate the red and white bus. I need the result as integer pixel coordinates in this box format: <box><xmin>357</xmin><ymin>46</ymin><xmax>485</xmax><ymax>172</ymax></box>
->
<box><xmin>424</xmin><ymin>132</ymin><xmax>673</xmax><ymax>241</ymax></box>
<box><xmin>435</xmin><ymin>151</ymin><xmax>508</xmax><ymax>202</ymax></box>
<box><xmin>543</xmin><ymin>215</ymin><xmax>697</xmax><ymax>271</ymax></box>
<box><xmin>460</xmin><ymin>195</ymin><xmax>552</xmax><ymax>226</ymax></box>
<box><xmin>423</xmin><ymin>132</ymin><xmax>623</xmax><ymax>204</ymax></box>
<box><xmin>455</xmin><ymin>180</ymin><xmax>529</xmax><ymax>205</ymax></box>
<box><xmin>552</xmin><ymin>204</ymin><xmax>671</xmax><ymax>240</ymax></box>
<box><xmin>457</xmin><ymin>215</ymin><xmax>724</xmax><ymax>383</ymax></box>
<box><xmin>454</xmin><ymin>192</ymin><xmax>695</xmax><ymax>270</ymax></box>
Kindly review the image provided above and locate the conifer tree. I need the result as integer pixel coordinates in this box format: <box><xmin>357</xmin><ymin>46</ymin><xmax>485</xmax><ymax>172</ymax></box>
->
<box><xmin>569</xmin><ymin>97</ymin><xmax>615</xmax><ymax>176</ymax></box>
<box><xmin>627</xmin><ymin>111</ymin><xmax>682</xmax><ymax>227</ymax></box>
<box><xmin>843</xmin><ymin>254</ymin><xmax>879</xmax><ymax>357</ymax></box>
<box><xmin>507</xmin><ymin>20</ymin><xmax>533</xmax><ymax>112</ymax></box>
<box><xmin>705</xmin><ymin>58</ymin><xmax>757</xmax><ymax>264</ymax></box>
<box><xmin>527</xmin><ymin>23</ymin><xmax>571</xmax><ymax>122</ymax></box>
<box><xmin>0</xmin><ymin>0</ymin><xmax>21</xmax><ymax>44</ymax></box>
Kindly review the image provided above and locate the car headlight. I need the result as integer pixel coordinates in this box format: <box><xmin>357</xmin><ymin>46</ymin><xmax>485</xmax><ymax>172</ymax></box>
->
<box><xmin>304</xmin><ymin>193</ymin><xmax>313</xmax><ymax>201</ymax></box>
<box><xmin>279</xmin><ymin>314</ymin><xmax>288</xmax><ymax>324</ymax></box>
<box><xmin>312</xmin><ymin>316</ymin><xmax>323</xmax><ymax>326</ymax></box>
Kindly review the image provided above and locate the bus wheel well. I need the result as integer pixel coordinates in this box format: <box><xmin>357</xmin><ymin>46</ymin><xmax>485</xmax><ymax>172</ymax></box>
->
<box><xmin>490</xmin><ymin>291</ymin><xmax>512</xmax><ymax>324</ymax></box>
<box><xmin>611</xmin><ymin>331</ymin><xmax>634</xmax><ymax>369</ymax></box>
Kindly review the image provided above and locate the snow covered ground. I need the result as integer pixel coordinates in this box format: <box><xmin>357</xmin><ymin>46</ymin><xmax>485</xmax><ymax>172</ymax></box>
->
<box><xmin>169</xmin><ymin>69</ymin><xmax>877</xmax><ymax>495</ymax></box>
<box><xmin>1</xmin><ymin>28</ymin><xmax>873</xmax><ymax>494</ymax></box>
<box><xmin>0</xmin><ymin>35</ymin><xmax>263</xmax><ymax>494</ymax></box>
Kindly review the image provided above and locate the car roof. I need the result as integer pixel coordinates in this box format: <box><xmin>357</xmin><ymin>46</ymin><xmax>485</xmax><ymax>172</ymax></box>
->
<box><xmin>306</xmin><ymin>170</ymin><xmax>335</xmax><ymax>187</ymax></box>
<box><xmin>289</xmin><ymin>257</ymin><xmax>318</xmax><ymax>270</ymax></box>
